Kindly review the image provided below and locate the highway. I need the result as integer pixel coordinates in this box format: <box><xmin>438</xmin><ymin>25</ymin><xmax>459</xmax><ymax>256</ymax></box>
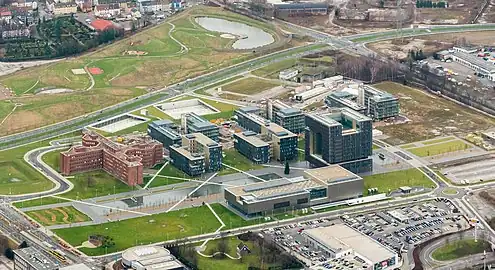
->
<box><xmin>2</xmin><ymin>10</ymin><xmax>495</xmax><ymax>269</ymax></box>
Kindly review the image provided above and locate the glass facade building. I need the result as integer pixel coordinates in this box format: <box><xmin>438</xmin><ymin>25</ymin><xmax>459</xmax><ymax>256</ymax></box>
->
<box><xmin>305</xmin><ymin>108</ymin><xmax>373</xmax><ymax>173</ymax></box>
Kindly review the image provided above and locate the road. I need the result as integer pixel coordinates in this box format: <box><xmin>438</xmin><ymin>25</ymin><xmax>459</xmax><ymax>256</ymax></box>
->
<box><xmin>2</xmin><ymin>10</ymin><xmax>495</xmax><ymax>269</ymax></box>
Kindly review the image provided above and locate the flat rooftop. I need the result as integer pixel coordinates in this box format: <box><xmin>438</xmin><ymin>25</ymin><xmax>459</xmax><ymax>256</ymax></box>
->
<box><xmin>240</xmin><ymin>109</ymin><xmax>296</xmax><ymax>139</ymax></box>
<box><xmin>304</xmin><ymin>165</ymin><xmax>362</xmax><ymax>185</ymax></box>
<box><xmin>307</xmin><ymin>108</ymin><xmax>371</xmax><ymax>128</ymax></box>
<box><xmin>171</xmin><ymin>145</ymin><xmax>204</xmax><ymax>160</ymax></box>
<box><xmin>451</xmin><ymin>50</ymin><xmax>495</xmax><ymax>73</ymax></box>
<box><xmin>189</xmin><ymin>133</ymin><xmax>219</xmax><ymax>147</ymax></box>
<box><xmin>226</xmin><ymin>177</ymin><xmax>324</xmax><ymax>203</ymax></box>
<box><xmin>304</xmin><ymin>224</ymin><xmax>397</xmax><ymax>263</ymax></box>
<box><xmin>14</xmin><ymin>247</ymin><xmax>59</xmax><ymax>270</ymax></box>
<box><xmin>235</xmin><ymin>131</ymin><xmax>270</xmax><ymax>148</ymax></box>
<box><xmin>363</xmin><ymin>85</ymin><xmax>398</xmax><ymax>102</ymax></box>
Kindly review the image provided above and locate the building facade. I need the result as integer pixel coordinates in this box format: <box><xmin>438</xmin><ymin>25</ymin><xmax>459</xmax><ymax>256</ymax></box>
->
<box><xmin>236</xmin><ymin>106</ymin><xmax>298</xmax><ymax>162</ymax></box>
<box><xmin>224</xmin><ymin>165</ymin><xmax>363</xmax><ymax>217</ymax></box>
<box><xmin>147</xmin><ymin>120</ymin><xmax>181</xmax><ymax>150</ymax></box>
<box><xmin>53</xmin><ymin>2</ymin><xmax>77</xmax><ymax>15</ymax></box>
<box><xmin>233</xmin><ymin>131</ymin><xmax>270</xmax><ymax>164</ymax></box>
<box><xmin>183</xmin><ymin>112</ymin><xmax>220</xmax><ymax>142</ymax></box>
<box><xmin>267</xmin><ymin>100</ymin><xmax>305</xmax><ymax>134</ymax></box>
<box><xmin>359</xmin><ymin>85</ymin><xmax>400</xmax><ymax>120</ymax></box>
<box><xmin>60</xmin><ymin>131</ymin><xmax>163</xmax><ymax>186</ymax></box>
<box><xmin>170</xmin><ymin>133</ymin><xmax>222</xmax><ymax>176</ymax></box>
<box><xmin>305</xmin><ymin>109</ymin><xmax>373</xmax><ymax>173</ymax></box>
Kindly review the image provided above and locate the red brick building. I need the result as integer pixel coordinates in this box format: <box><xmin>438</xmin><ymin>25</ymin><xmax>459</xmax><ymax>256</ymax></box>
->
<box><xmin>60</xmin><ymin>131</ymin><xmax>163</xmax><ymax>186</ymax></box>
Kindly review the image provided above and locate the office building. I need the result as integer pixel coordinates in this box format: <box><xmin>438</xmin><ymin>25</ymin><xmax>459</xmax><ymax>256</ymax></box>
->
<box><xmin>60</xmin><ymin>131</ymin><xmax>163</xmax><ymax>186</ymax></box>
<box><xmin>224</xmin><ymin>165</ymin><xmax>363</xmax><ymax>217</ymax></box>
<box><xmin>267</xmin><ymin>100</ymin><xmax>305</xmax><ymax>134</ymax></box>
<box><xmin>182</xmin><ymin>112</ymin><xmax>220</xmax><ymax>142</ymax></box>
<box><xmin>170</xmin><ymin>133</ymin><xmax>222</xmax><ymax>176</ymax></box>
<box><xmin>122</xmin><ymin>246</ymin><xmax>185</xmax><ymax>270</ymax></box>
<box><xmin>14</xmin><ymin>247</ymin><xmax>59</xmax><ymax>270</ymax></box>
<box><xmin>325</xmin><ymin>91</ymin><xmax>367</xmax><ymax>115</ymax></box>
<box><xmin>279</xmin><ymin>68</ymin><xmax>299</xmax><ymax>80</ymax></box>
<box><xmin>303</xmin><ymin>224</ymin><xmax>398</xmax><ymax>270</ymax></box>
<box><xmin>236</xmin><ymin>107</ymin><xmax>298</xmax><ymax>162</ymax></box>
<box><xmin>233</xmin><ymin>131</ymin><xmax>270</xmax><ymax>164</ymax></box>
<box><xmin>147</xmin><ymin>120</ymin><xmax>181</xmax><ymax>150</ymax></box>
<box><xmin>359</xmin><ymin>85</ymin><xmax>400</xmax><ymax>121</ymax></box>
<box><xmin>305</xmin><ymin>108</ymin><xmax>373</xmax><ymax>173</ymax></box>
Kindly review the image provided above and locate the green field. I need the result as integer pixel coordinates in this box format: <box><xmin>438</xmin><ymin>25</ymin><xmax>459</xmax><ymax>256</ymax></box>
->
<box><xmin>26</xmin><ymin>206</ymin><xmax>91</xmax><ymax>226</ymax></box>
<box><xmin>431</xmin><ymin>239</ymin><xmax>489</xmax><ymax>261</ymax></box>
<box><xmin>407</xmin><ymin>140</ymin><xmax>471</xmax><ymax>157</ymax></box>
<box><xmin>194</xmin><ymin>75</ymin><xmax>244</xmax><ymax>96</ymax></box>
<box><xmin>252</xmin><ymin>59</ymin><xmax>297</xmax><ymax>78</ymax></box>
<box><xmin>0</xmin><ymin>160</ymin><xmax>54</xmax><ymax>195</ymax></box>
<box><xmin>221</xmin><ymin>78</ymin><xmax>280</xmax><ymax>95</ymax></box>
<box><xmin>0</xmin><ymin>6</ymin><xmax>286</xmax><ymax>137</ymax></box>
<box><xmin>400</xmin><ymin>143</ymin><xmax>417</xmax><ymax>149</ymax></box>
<box><xmin>53</xmin><ymin>203</ymin><xmax>259</xmax><ymax>256</ymax></box>
<box><xmin>363</xmin><ymin>168</ymin><xmax>435</xmax><ymax>194</ymax></box>
<box><xmin>219</xmin><ymin>149</ymin><xmax>264</xmax><ymax>176</ymax></box>
<box><xmin>422</xmin><ymin>137</ymin><xmax>455</xmax><ymax>145</ymax></box>
<box><xmin>192</xmin><ymin>235</ymin><xmax>300</xmax><ymax>270</ymax></box>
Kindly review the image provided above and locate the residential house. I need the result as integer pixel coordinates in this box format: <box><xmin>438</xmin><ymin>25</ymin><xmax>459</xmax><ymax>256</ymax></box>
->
<box><xmin>94</xmin><ymin>3</ymin><xmax>121</xmax><ymax>18</ymax></box>
<box><xmin>1</xmin><ymin>24</ymin><xmax>30</xmax><ymax>39</ymax></box>
<box><xmin>137</xmin><ymin>0</ymin><xmax>168</xmax><ymax>13</ymax></box>
<box><xmin>53</xmin><ymin>2</ymin><xmax>77</xmax><ymax>14</ymax></box>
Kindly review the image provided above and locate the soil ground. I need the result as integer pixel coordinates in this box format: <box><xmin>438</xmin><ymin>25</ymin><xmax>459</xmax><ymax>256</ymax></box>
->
<box><xmin>373</xmin><ymin>82</ymin><xmax>495</xmax><ymax>144</ymax></box>
<box><xmin>368</xmin><ymin>31</ymin><xmax>495</xmax><ymax>60</ymax></box>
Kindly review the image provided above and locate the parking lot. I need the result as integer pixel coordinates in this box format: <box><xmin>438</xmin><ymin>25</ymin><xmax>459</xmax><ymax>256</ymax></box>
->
<box><xmin>260</xmin><ymin>199</ymin><xmax>470</xmax><ymax>270</ymax></box>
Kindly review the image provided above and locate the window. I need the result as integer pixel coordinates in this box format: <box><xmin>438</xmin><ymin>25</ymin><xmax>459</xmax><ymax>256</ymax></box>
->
<box><xmin>297</xmin><ymin>198</ymin><xmax>308</xmax><ymax>204</ymax></box>
<box><xmin>274</xmin><ymin>201</ymin><xmax>290</xmax><ymax>209</ymax></box>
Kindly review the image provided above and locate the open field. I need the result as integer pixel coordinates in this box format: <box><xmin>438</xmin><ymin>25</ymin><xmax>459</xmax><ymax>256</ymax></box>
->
<box><xmin>252</xmin><ymin>59</ymin><xmax>297</xmax><ymax>78</ymax></box>
<box><xmin>26</xmin><ymin>206</ymin><xmax>91</xmax><ymax>226</ymax></box>
<box><xmin>189</xmin><ymin>235</ymin><xmax>300</xmax><ymax>270</ymax></box>
<box><xmin>407</xmin><ymin>140</ymin><xmax>471</xmax><ymax>157</ymax></box>
<box><xmin>221</xmin><ymin>77</ymin><xmax>280</xmax><ymax>95</ymax></box>
<box><xmin>0</xmin><ymin>6</ymin><xmax>288</xmax><ymax>136</ymax></box>
<box><xmin>219</xmin><ymin>149</ymin><xmax>264</xmax><ymax>176</ymax></box>
<box><xmin>368</xmin><ymin>31</ymin><xmax>495</xmax><ymax>59</ymax></box>
<box><xmin>431</xmin><ymin>239</ymin><xmax>489</xmax><ymax>261</ymax></box>
<box><xmin>374</xmin><ymin>82</ymin><xmax>495</xmax><ymax>144</ymax></box>
<box><xmin>363</xmin><ymin>169</ymin><xmax>435</xmax><ymax>194</ymax></box>
<box><xmin>53</xmin><ymin>203</ymin><xmax>260</xmax><ymax>256</ymax></box>
<box><xmin>0</xmin><ymin>87</ymin><xmax>146</xmax><ymax>136</ymax></box>
<box><xmin>422</xmin><ymin>137</ymin><xmax>455</xmax><ymax>145</ymax></box>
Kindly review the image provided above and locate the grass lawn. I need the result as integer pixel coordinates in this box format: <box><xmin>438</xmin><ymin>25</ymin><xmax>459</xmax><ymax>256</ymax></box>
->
<box><xmin>0</xmin><ymin>160</ymin><xmax>54</xmax><ymax>195</ymax></box>
<box><xmin>54</xmin><ymin>204</ymin><xmax>225</xmax><ymax>255</ymax></box>
<box><xmin>142</xmin><ymin>165</ymin><xmax>193</xmax><ymax>188</ymax></box>
<box><xmin>363</xmin><ymin>168</ymin><xmax>435</xmax><ymax>194</ymax></box>
<box><xmin>431</xmin><ymin>239</ymin><xmax>490</xmax><ymax>261</ymax></box>
<box><xmin>422</xmin><ymin>136</ymin><xmax>455</xmax><ymax>145</ymax></box>
<box><xmin>221</xmin><ymin>78</ymin><xmax>280</xmax><ymax>95</ymax></box>
<box><xmin>442</xmin><ymin>188</ymin><xmax>459</xmax><ymax>195</ymax></box>
<box><xmin>210</xmin><ymin>204</ymin><xmax>266</xmax><ymax>229</ymax></box>
<box><xmin>194</xmin><ymin>75</ymin><xmax>244</xmax><ymax>96</ymax></box>
<box><xmin>297</xmin><ymin>138</ymin><xmax>305</xmax><ymax>149</ymax></box>
<box><xmin>373</xmin><ymin>82</ymin><xmax>495</xmax><ymax>145</ymax></box>
<box><xmin>400</xmin><ymin>143</ymin><xmax>417</xmax><ymax>149</ymax></box>
<box><xmin>26</xmin><ymin>206</ymin><xmax>91</xmax><ymax>226</ymax></box>
<box><xmin>0</xmin><ymin>5</ymin><xmax>288</xmax><ymax>137</ymax></box>
<box><xmin>194</xmin><ymin>236</ymin><xmax>292</xmax><ymax>270</ymax></box>
<box><xmin>199</xmin><ymin>98</ymin><xmax>238</xmax><ymax>121</ymax></box>
<box><xmin>372</xmin><ymin>144</ymin><xmax>380</xmax><ymax>150</ymax></box>
<box><xmin>252</xmin><ymin>58</ymin><xmax>297</xmax><ymax>78</ymax></box>
<box><xmin>219</xmin><ymin>149</ymin><xmax>264</xmax><ymax>176</ymax></box>
<box><xmin>407</xmin><ymin>140</ymin><xmax>471</xmax><ymax>157</ymax></box>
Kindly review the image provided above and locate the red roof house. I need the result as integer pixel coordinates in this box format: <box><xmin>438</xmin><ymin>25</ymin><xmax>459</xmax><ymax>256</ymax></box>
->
<box><xmin>90</xmin><ymin>19</ymin><xmax>115</xmax><ymax>31</ymax></box>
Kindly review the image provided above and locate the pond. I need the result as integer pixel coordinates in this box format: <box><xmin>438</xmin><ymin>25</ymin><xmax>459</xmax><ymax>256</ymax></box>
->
<box><xmin>195</xmin><ymin>17</ymin><xmax>275</xmax><ymax>50</ymax></box>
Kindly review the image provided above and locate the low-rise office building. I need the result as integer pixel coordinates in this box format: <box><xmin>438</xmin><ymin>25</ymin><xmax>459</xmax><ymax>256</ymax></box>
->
<box><xmin>305</xmin><ymin>108</ymin><xmax>373</xmax><ymax>173</ymax></box>
<box><xmin>236</xmin><ymin>106</ymin><xmax>298</xmax><ymax>161</ymax></box>
<box><xmin>303</xmin><ymin>224</ymin><xmax>398</xmax><ymax>270</ymax></box>
<box><xmin>122</xmin><ymin>246</ymin><xmax>185</xmax><ymax>270</ymax></box>
<box><xmin>182</xmin><ymin>112</ymin><xmax>220</xmax><ymax>142</ymax></box>
<box><xmin>224</xmin><ymin>165</ymin><xmax>363</xmax><ymax>216</ymax></box>
<box><xmin>170</xmin><ymin>133</ymin><xmax>222</xmax><ymax>176</ymax></box>
<box><xmin>233</xmin><ymin>131</ymin><xmax>270</xmax><ymax>164</ymax></box>
<box><xmin>267</xmin><ymin>100</ymin><xmax>305</xmax><ymax>134</ymax></box>
<box><xmin>279</xmin><ymin>68</ymin><xmax>299</xmax><ymax>80</ymax></box>
<box><xmin>14</xmin><ymin>247</ymin><xmax>59</xmax><ymax>270</ymax></box>
<box><xmin>147</xmin><ymin>120</ymin><xmax>181</xmax><ymax>150</ymax></box>
<box><xmin>60</xmin><ymin>131</ymin><xmax>163</xmax><ymax>186</ymax></box>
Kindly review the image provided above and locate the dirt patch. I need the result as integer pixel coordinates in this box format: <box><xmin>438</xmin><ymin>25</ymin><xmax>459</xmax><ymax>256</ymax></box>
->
<box><xmin>368</xmin><ymin>38</ymin><xmax>451</xmax><ymax>60</ymax></box>
<box><xmin>30</xmin><ymin>212</ymin><xmax>52</xmax><ymax>225</ymax></box>
<box><xmin>1</xmin><ymin>110</ymin><xmax>45</xmax><ymax>135</ymax></box>
<box><xmin>88</xmin><ymin>67</ymin><xmax>104</xmax><ymax>75</ymax></box>
<box><xmin>123</xmin><ymin>50</ymin><xmax>148</xmax><ymax>56</ymax></box>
